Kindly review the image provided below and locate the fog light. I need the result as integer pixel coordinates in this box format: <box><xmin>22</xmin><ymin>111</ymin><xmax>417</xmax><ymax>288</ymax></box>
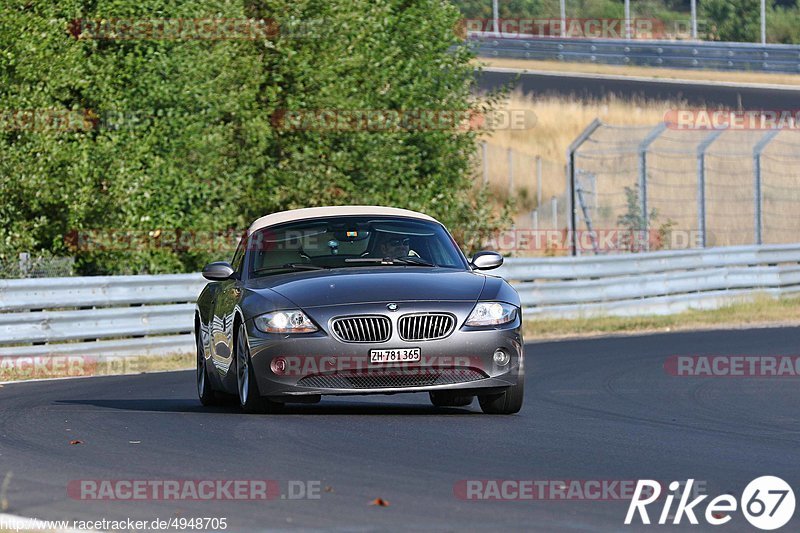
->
<box><xmin>270</xmin><ymin>357</ymin><xmax>286</xmax><ymax>375</ymax></box>
<box><xmin>493</xmin><ymin>349</ymin><xmax>510</xmax><ymax>366</ymax></box>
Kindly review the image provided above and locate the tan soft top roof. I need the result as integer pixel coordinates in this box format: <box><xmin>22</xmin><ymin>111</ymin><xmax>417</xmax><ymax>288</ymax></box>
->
<box><xmin>248</xmin><ymin>206</ymin><xmax>440</xmax><ymax>233</ymax></box>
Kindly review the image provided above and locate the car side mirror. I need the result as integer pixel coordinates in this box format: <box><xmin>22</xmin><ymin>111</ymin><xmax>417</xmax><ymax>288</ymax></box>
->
<box><xmin>470</xmin><ymin>251</ymin><xmax>503</xmax><ymax>271</ymax></box>
<box><xmin>202</xmin><ymin>261</ymin><xmax>235</xmax><ymax>281</ymax></box>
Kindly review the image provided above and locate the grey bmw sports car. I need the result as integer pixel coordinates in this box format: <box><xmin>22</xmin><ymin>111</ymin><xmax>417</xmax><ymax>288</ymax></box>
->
<box><xmin>194</xmin><ymin>206</ymin><xmax>524</xmax><ymax>414</ymax></box>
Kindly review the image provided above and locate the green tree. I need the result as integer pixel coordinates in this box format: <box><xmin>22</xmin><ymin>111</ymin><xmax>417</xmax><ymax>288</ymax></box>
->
<box><xmin>701</xmin><ymin>0</ymin><xmax>762</xmax><ymax>41</ymax></box>
<box><xmin>1</xmin><ymin>0</ymin><xmax>506</xmax><ymax>275</ymax></box>
<box><xmin>767</xmin><ymin>4</ymin><xmax>800</xmax><ymax>43</ymax></box>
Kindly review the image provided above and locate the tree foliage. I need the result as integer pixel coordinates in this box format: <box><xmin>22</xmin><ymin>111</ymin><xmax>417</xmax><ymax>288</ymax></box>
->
<box><xmin>702</xmin><ymin>0</ymin><xmax>763</xmax><ymax>42</ymax></box>
<box><xmin>0</xmin><ymin>0</ymin><xmax>506</xmax><ymax>275</ymax></box>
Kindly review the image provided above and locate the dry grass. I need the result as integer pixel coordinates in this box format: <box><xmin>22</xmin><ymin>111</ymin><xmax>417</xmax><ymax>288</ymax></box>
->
<box><xmin>481</xmin><ymin>92</ymin><xmax>673</xmax><ymax>196</ymax></box>
<box><xmin>523</xmin><ymin>294</ymin><xmax>800</xmax><ymax>341</ymax></box>
<box><xmin>476</xmin><ymin>57</ymin><xmax>800</xmax><ymax>86</ymax></box>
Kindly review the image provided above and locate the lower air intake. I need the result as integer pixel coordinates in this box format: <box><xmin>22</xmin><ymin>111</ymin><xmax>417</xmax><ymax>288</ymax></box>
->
<box><xmin>297</xmin><ymin>368</ymin><xmax>486</xmax><ymax>389</ymax></box>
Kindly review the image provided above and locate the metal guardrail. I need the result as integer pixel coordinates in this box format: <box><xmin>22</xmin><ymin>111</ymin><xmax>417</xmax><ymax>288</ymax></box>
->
<box><xmin>0</xmin><ymin>274</ymin><xmax>206</xmax><ymax>357</ymax></box>
<box><xmin>0</xmin><ymin>273</ymin><xmax>204</xmax><ymax>311</ymax></box>
<box><xmin>496</xmin><ymin>243</ymin><xmax>800</xmax><ymax>318</ymax></box>
<box><xmin>1</xmin><ymin>243</ymin><xmax>799</xmax><ymax>357</ymax></box>
<box><xmin>469</xmin><ymin>32</ymin><xmax>800</xmax><ymax>73</ymax></box>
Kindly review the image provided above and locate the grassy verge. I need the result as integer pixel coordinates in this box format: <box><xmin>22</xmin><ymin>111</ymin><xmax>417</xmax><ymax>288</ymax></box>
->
<box><xmin>475</xmin><ymin>57</ymin><xmax>800</xmax><ymax>86</ymax></box>
<box><xmin>0</xmin><ymin>352</ymin><xmax>193</xmax><ymax>384</ymax></box>
<box><xmin>523</xmin><ymin>295</ymin><xmax>800</xmax><ymax>341</ymax></box>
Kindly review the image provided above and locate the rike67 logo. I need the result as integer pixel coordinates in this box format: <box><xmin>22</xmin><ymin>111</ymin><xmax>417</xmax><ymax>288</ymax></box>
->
<box><xmin>625</xmin><ymin>477</ymin><xmax>795</xmax><ymax>530</ymax></box>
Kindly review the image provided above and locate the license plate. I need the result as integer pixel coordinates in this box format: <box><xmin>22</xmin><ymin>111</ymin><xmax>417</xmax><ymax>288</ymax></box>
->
<box><xmin>369</xmin><ymin>347</ymin><xmax>421</xmax><ymax>363</ymax></box>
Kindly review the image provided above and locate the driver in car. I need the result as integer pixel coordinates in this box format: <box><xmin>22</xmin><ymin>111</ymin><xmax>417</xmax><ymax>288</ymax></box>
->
<box><xmin>378</xmin><ymin>235</ymin><xmax>411</xmax><ymax>258</ymax></box>
<box><xmin>365</xmin><ymin>233</ymin><xmax>423</xmax><ymax>260</ymax></box>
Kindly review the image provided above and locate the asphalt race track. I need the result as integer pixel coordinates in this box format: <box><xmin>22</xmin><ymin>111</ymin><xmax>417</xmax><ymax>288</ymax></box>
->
<box><xmin>476</xmin><ymin>68</ymin><xmax>800</xmax><ymax>108</ymax></box>
<box><xmin>2</xmin><ymin>327</ymin><xmax>800</xmax><ymax>531</ymax></box>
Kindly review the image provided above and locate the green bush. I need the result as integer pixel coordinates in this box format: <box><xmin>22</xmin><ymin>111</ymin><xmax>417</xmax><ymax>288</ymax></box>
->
<box><xmin>0</xmin><ymin>0</ymin><xmax>507</xmax><ymax>275</ymax></box>
<box><xmin>701</xmin><ymin>0</ymin><xmax>800</xmax><ymax>43</ymax></box>
<box><xmin>767</xmin><ymin>5</ymin><xmax>800</xmax><ymax>43</ymax></box>
<box><xmin>701</xmin><ymin>0</ymin><xmax>762</xmax><ymax>41</ymax></box>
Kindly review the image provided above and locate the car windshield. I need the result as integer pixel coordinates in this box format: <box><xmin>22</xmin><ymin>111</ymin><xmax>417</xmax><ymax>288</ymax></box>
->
<box><xmin>247</xmin><ymin>216</ymin><xmax>467</xmax><ymax>276</ymax></box>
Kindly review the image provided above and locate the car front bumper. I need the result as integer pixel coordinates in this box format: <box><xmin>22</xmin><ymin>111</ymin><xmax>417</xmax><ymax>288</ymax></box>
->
<box><xmin>244</xmin><ymin>302</ymin><xmax>524</xmax><ymax>398</ymax></box>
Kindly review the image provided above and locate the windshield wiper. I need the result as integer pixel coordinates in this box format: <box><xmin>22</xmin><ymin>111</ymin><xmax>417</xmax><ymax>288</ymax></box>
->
<box><xmin>344</xmin><ymin>257</ymin><xmax>435</xmax><ymax>267</ymax></box>
<box><xmin>391</xmin><ymin>256</ymin><xmax>435</xmax><ymax>267</ymax></box>
<box><xmin>254</xmin><ymin>263</ymin><xmax>328</xmax><ymax>273</ymax></box>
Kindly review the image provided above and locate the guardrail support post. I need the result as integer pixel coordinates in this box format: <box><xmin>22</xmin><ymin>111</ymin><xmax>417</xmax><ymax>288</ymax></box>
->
<box><xmin>696</xmin><ymin>128</ymin><xmax>726</xmax><ymax>248</ymax></box>
<box><xmin>624</xmin><ymin>0</ymin><xmax>631</xmax><ymax>39</ymax></box>
<box><xmin>752</xmin><ymin>130</ymin><xmax>779</xmax><ymax>245</ymax></box>
<box><xmin>638</xmin><ymin>123</ymin><xmax>667</xmax><ymax>251</ymax></box>
<box><xmin>566</xmin><ymin>118</ymin><xmax>602</xmax><ymax>255</ymax></box>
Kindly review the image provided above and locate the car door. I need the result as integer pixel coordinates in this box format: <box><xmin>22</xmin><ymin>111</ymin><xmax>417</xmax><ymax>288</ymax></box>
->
<box><xmin>209</xmin><ymin>234</ymin><xmax>246</xmax><ymax>378</ymax></box>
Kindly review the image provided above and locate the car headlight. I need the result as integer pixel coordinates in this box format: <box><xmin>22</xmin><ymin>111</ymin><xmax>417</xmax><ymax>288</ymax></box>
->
<box><xmin>464</xmin><ymin>302</ymin><xmax>518</xmax><ymax>327</ymax></box>
<box><xmin>254</xmin><ymin>310</ymin><xmax>317</xmax><ymax>333</ymax></box>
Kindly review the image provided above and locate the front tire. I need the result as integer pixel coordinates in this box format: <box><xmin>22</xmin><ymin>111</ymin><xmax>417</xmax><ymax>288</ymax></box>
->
<box><xmin>197</xmin><ymin>334</ymin><xmax>219</xmax><ymax>406</ymax></box>
<box><xmin>235</xmin><ymin>325</ymin><xmax>281</xmax><ymax>414</ymax></box>
<box><xmin>478</xmin><ymin>380</ymin><xmax>524</xmax><ymax>415</ymax></box>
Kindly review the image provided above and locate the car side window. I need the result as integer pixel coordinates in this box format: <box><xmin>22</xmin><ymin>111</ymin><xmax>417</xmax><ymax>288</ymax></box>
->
<box><xmin>230</xmin><ymin>233</ymin><xmax>247</xmax><ymax>273</ymax></box>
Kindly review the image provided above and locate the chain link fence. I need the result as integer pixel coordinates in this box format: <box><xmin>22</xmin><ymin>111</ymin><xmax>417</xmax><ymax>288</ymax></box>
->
<box><xmin>567</xmin><ymin>121</ymin><xmax>800</xmax><ymax>255</ymax></box>
<box><xmin>478</xmin><ymin>140</ymin><xmax>568</xmax><ymax>233</ymax></box>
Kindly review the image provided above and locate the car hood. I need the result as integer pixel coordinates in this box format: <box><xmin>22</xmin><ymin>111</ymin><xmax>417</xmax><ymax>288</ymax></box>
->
<box><xmin>246</xmin><ymin>268</ymin><xmax>486</xmax><ymax>308</ymax></box>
